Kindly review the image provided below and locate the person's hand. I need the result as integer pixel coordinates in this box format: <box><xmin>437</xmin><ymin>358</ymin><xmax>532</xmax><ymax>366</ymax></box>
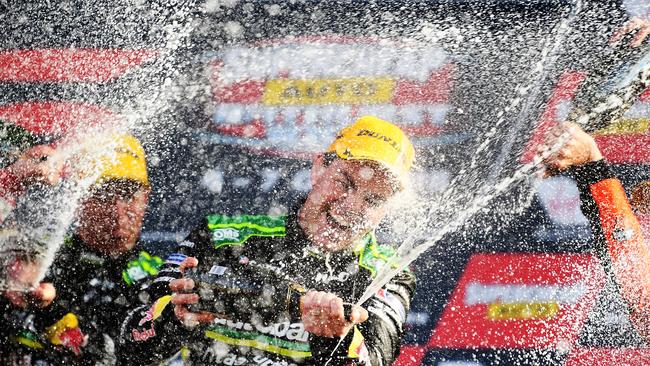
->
<box><xmin>540</xmin><ymin>122</ymin><xmax>603</xmax><ymax>177</ymax></box>
<box><xmin>3</xmin><ymin>282</ymin><xmax>56</xmax><ymax>309</ymax></box>
<box><xmin>300</xmin><ymin>291</ymin><xmax>368</xmax><ymax>338</ymax></box>
<box><xmin>611</xmin><ymin>17</ymin><xmax>650</xmax><ymax>48</ymax></box>
<box><xmin>8</xmin><ymin>145</ymin><xmax>64</xmax><ymax>187</ymax></box>
<box><xmin>169</xmin><ymin>257</ymin><xmax>215</xmax><ymax>327</ymax></box>
<box><xmin>3</xmin><ymin>256</ymin><xmax>55</xmax><ymax>308</ymax></box>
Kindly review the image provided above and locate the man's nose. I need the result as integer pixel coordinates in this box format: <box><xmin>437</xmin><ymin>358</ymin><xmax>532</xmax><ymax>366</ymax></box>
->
<box><xmin>336</xmin><ymin>192</ymin><xmax>367</xmax><ymax>220</ymax></box>
<box><xmin>113</xmin><ymin>200</ymin><xmax>134</xmax><ymax>236</ymax></box>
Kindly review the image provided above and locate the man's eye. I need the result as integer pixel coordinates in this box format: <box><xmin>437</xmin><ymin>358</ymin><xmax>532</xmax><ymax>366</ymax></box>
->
<box><xmin>91</xmin><ymin>195</ymin><xmax>110</xmax><ymax>204</ymax></box>
<box><xmin>365</xmin><ymin>196</ymin><xmax>386</xmax><ymax>207</ymax></box>
<box><xmin>335</xmin><ymin>179</ymin><xmax>350</xmax><ymax>189</ymax></box>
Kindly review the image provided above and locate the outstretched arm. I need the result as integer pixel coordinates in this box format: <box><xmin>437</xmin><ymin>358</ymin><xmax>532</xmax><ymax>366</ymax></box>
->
<box><xmin>543</xmin><ymin>122</ymin><xmax>650</xmax><ymax>339</ymax></box>
<box><xmin>572</xmin><ymin>161</ymin><xmax>650</xmax><ymax>338</ymax></box>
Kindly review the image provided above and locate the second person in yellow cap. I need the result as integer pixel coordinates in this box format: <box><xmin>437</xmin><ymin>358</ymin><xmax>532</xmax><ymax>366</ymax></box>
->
<box><xmin>1</xmin><ymin>134</ymin><xmax>164</xmax><ymax>364</ymax></box>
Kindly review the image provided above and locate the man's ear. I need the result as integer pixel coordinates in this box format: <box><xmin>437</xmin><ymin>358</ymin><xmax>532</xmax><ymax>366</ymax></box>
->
<box><xmin>311</xmin><ymin>153</ymin><xmax>327</xmax><ymax>186</ymax></box>
<box><xmin>136</xmin><ymin>185</ymin><xmax>151</xmax><ymax>207</ymax></box>
<box><xmin>141</xmin><ymin>185</ymin><xmax>151</xmax><ymax>199</ymax></box>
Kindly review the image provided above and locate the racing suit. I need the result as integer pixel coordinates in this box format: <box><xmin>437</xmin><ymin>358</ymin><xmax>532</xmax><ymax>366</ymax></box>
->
<box><xmin>121</xmin><ymin>206</ymin><xmax>416</xmax><ymax>365</ymax></box>
<box><xmin>571</xmin><ymin>159</ymin><xmax>650</xmax><ymax>340</ymax></box>
<box><xmin>1</xmin><ymin>235</ymin><xmax>163</xmax><ymax>365</ymax></box>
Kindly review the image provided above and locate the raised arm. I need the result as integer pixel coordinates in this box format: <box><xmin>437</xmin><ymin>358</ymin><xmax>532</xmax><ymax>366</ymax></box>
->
<box><xmin>572</xmin><ymin>160</ymin><xmax>650</xmax><ymax>338</ymax></box>
<box><xmin>544</xmin><ymin>122</ymin><xmax>650</xmax><ymax>339</ymax></box>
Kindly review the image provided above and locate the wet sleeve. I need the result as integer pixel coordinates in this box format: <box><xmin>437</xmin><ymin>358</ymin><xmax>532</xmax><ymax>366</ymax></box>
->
<box><xmin>571</xmin><ymin>159</ymin><xmax>650</xmax><ymax>339</ymax></box>
<box><xmin>309</xmin><ymin>270</ymin><xmax>416</xmax><ymax>365</ymax></box>
<box><xmin>0</xmin><ymin>298</ymin><xmax>90</xmax><ymax>365</ymax></box>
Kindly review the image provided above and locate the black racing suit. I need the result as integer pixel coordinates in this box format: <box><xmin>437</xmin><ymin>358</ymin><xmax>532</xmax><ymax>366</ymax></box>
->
<box><xmin>571</xmin><ymin>159</ymin><xmax>650</xmax><ymax>339</ymax></box>
<box><xmin>121</xmin><ymin>208</ymin><xmax>416</xmax><ymax>365</ymax></box>
<box><xmin>0</xmin><ymin>297</ymin><xmax>57</xmax><ymax>365</ymax></box>
<box><xmin>0</xmin><ymin>235</ymin><xmax>163</xmax><ymax>365</ymax></box>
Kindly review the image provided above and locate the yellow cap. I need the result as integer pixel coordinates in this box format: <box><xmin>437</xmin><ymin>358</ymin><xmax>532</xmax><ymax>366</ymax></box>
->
<box><xmin>328</xmin><ymin>116</ymin><xmax>415</xmax><ymax>178</ymax></box>
<box><xmin>96</xmin><ymin>134</ymin><xmax>149</xmax><ymax>187</ymax></box>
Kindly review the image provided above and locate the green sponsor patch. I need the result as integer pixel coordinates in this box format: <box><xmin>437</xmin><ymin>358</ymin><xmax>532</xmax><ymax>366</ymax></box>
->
<box><xmin>353</xmin><ymin>233</ymin><xmax>404</xmax><ymax>277</ymax></box>
<box><xmin>122</xmin><ymin>251</ymin><xmax>163</xmax><ymax>286</ymax></box>
<box><xmin>206</xmin><ymin>214</ymin><xmax>286</xmax><ymax>249</ymax></box>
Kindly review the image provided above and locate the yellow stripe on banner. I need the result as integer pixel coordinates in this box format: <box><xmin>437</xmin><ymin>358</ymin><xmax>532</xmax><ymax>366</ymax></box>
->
<box><xmin>487</xmin><ymin>302</ymin><xmax>559</xmax><ymax>320</ymax></box>
<box><xmin>208</xmin><ymin>222</ymin><xmax>286</xmax><ymax>233</ymax></box>
<box><xmin>204</xmin><ymin>330</ymin><xmax>312</xmax><ymax>358</ymax></box>
<box><xmin>263</xmin><ymin>77</ymin><xmax>396</xmax><ymax>105</ymax></box>
<box><xmin>594</xmin><ymin>118</ymin><xmax>650</xmax><ymax>135</ymax></box>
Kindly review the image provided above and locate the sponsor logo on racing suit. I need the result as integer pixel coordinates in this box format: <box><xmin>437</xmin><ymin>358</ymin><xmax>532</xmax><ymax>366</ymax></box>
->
<box><xmin>212</xmin><ymin>228</ymin><xmax>240</xmax><ymax>242</ymax></box>
<box><xmin>131</xmin><ymin>295</ymin><xmax>173</xmax><ymax>342</ymax></box>
<box><xmin>208</xmin><ymin>318</ymin><xmax>310</xmax><ymax>342</ymax></box>
<box><xmin>131</xmin><ymin>326</ymin><xmax>156</xmax><ymax>342</ymax></box>
<box><xmin>315</xmin><ymin>271</ymin><xmax>351</xmax><ymax>284</ymax></box>
<box><xmin>201</xmin><ymin>350</ymin><xmax>300</xmax><ymax>366</ymax></box>
<box><xmin>203</xmin><ymin>318</ymin><xmax>311</xmax><ymax>362</ymax></box>
<box><xmin>138</xmin><ymin>295</ymin><xmax>173</xmax><ymax>326</ymax></box>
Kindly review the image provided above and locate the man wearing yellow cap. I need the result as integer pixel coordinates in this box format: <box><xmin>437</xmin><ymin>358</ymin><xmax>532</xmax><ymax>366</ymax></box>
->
<box><xmin>1</xmin><ymin>134</ymin><xmax>163</xmax><ymax>364</ymax></box>
<box><xmin>122</xmin><ymin>116</ymin><xmax>416</xmax><ymax>365</ymax></box>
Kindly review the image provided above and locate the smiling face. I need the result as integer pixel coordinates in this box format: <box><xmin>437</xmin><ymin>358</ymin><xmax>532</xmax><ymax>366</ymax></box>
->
<box><xmin>76</xmin><ymin>179</ymin><xmax>149</xmax><ymax>256</ymax></box>
<box><xmin>299</xmin><ymin>154</ymin><xmax>400</xmax><ymax>252</ymax></box>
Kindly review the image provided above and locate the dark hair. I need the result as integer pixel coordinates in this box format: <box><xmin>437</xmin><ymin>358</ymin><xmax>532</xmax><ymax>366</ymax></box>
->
<box><xmin>89</xmin><ymin>178</ymin><xmax>146</xmax><ymax>202</ymax></box>
<box><xmin>322</xmin><ymin>152</ymin><xmax>338</xmax><ymax>166</ymax></box>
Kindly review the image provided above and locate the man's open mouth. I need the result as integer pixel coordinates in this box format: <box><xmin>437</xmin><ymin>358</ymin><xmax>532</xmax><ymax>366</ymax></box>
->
<box><xmin>325</xmin><ymin>210</ymin><xmax>351</xmax><ymax>230</ymax></box>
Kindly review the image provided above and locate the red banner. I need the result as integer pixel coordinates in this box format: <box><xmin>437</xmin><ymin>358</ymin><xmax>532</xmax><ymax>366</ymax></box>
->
<box><xmin>0</xmin><ymin>49</ymin><xmax>158</xmax><ymax>83</ymax></box>
<box><xmin>392</xmin><ymin>345</ymin><xmax>428</xmax><ymax>366</ymax></box>
<box><xmin>429</xmin><ymin>253</ymin><xmax>606</xmax><ymax>349</ymax></box>
<box><xmin>564</xmin><ymin>348</ymin><xmax>650</xmax><ymax>366</ymax></box>
<box><xmin>0</xmin><ymin>101</ymin><xmax>124</xmax><ymax>136</ymax></box>
<box><xmin>205</xmin><ymin>36</ymin><xmax>456</xmax><ymax>157</ymax></box>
